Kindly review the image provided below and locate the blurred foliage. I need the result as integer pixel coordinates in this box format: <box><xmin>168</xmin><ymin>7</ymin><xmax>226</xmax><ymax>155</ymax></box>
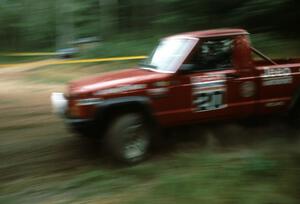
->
<box><xmin>0</xmin><ymin>0</ymin><xmax>299</xmax><ymax>51</ymax></box>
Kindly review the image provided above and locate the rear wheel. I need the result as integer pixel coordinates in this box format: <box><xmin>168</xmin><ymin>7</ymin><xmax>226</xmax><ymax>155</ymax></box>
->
<box><xmin>105</xmin><ymin>113</ymin><xmax>151</xmax><ymax>164</ymax></box>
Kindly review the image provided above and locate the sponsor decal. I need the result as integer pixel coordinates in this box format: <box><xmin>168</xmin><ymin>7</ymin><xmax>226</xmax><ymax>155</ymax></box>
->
<box><xmin>240</xmin><ymin>81</ymin><xmax>255</xmax><ymax>98</ymax></box>
<box><xmin>95</xmin><ymin>84</ymin><xmax>146</xmax><ymax>95</ymax></box>
<box><xmin>191</xmin><ymin>75</ymin><xmax>227</xmax><ymax>112</ymax></box>
<box><xmin>153</xmin><ymin>81</ymin><xmax>171</xmax><ymax>87</ymax></box>
<box><xmin>262</xmin><ymin>67</ymin><xmax>292</xmax><ymax>86</ymax></box>
<box><xmin>147</xmin><ymin>88</ymin><xmax>169</xmax><ymax>97</ymax></box>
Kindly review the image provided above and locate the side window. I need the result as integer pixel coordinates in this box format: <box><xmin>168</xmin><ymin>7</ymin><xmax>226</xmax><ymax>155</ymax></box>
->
<box><xmin>191</xmin><ymin>38</ymin><xmax>234</xmax><ymax>71</ymax></box>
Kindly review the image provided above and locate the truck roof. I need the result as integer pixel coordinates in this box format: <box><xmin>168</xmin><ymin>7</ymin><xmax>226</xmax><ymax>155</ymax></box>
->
<box><xmin>169</xmin><ymin>28</ymin><xmax>249</xmax><ymax>39</ymax></box>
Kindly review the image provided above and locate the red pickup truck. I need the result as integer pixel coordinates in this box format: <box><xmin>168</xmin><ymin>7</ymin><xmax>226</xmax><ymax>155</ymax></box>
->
<box><xmin>51</xmin><ymin>28</ymin><xmax>300</xmax><ymax>164</ymax></box>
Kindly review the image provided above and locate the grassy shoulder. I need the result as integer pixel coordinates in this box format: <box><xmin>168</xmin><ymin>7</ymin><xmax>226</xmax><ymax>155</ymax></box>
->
<box><xmin>1</xmin><ymin>137</ymin><xmax>300</xmax><ymax>204</ymax></box>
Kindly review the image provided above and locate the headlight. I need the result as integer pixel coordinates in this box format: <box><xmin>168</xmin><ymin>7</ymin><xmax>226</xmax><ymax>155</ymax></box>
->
<box><xmin>51</xmin><ymin>92</ymin><xmax>67</xmax><ymax>116</ymax></box>
<box><xmin>77</xmin><ymin>98</ymin><xmax>103</xmax><ymax>106</ymax></box>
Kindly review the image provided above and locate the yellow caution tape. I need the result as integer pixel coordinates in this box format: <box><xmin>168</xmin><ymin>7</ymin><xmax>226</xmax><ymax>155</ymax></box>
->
<box><xmin>0</xmin><ymin>56</ymin><xmax>147</xmax><ymax>68</ymax></box>
<box><xmin>54</xmin><ymin>56</ymin><xmax>147</xmax><ymax>65</ymax></box>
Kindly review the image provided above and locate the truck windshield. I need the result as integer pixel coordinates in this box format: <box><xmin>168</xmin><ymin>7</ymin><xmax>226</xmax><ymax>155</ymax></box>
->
<box><xmin>141</xmin><ymin>38</ymin><xmax>196</xmax><ymax>73</ymax></box>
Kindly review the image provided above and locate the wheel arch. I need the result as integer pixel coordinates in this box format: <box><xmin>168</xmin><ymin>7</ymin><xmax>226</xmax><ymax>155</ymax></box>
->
<box><xmin>94</xmin><ymin>96</ymin><xmax>157</xmax><ymax>133</ymax></box>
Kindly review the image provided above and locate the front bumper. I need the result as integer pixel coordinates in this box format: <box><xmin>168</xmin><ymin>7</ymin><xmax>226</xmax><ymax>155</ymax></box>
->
<box><xmin>51</xmin><ymin>92</ymin><xmax>94</xmax><ymax>132</ymax></box>
<box><xmin>51</xmin><ymin>92</ymin><xmax>68</xmax><ymax>117</ymax></box>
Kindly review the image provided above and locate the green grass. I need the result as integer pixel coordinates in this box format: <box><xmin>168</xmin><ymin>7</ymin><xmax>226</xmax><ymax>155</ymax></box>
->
<box><xmin>0</xmin><ymin>55</ymin><xmax>48</xmax><ymax>64</ymax></box>
<box><xmin>2</xmin><ymin>144</ymin><xmax>300</xmax><ymax>204</ymax></box>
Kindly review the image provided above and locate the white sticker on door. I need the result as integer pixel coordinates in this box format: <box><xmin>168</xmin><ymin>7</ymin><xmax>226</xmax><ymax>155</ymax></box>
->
<box><xmin>192</xmin><ymin>75</ymin><xmax>227</xmax><ymax>112</ymax></box>
<box><xmin>261</xmin><ymin>67</ymin><xmax>292</xmax><ymax>86</ymax></box>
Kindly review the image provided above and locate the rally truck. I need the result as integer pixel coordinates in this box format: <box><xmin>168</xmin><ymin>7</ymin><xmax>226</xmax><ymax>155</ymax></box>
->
<box><xmin>51</xmin><ymin>28</ymin><xmax>300</xmax><ymax>164</ymax></box>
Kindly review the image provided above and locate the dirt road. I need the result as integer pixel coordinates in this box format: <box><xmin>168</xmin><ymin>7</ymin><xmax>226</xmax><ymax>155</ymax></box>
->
<box><xmin>0</xmin><ymin>62</ymin><xmax>109</xmax><ymax>203</ymax></box>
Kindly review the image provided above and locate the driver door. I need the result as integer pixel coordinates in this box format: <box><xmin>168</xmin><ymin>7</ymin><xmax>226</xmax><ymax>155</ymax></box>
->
<box><xmin>181</xmin><ymin>37</ymin><xmax>239</xmax><ymax>121</ymax></box>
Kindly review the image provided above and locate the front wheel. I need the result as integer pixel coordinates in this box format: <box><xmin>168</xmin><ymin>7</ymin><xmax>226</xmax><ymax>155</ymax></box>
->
<box><xmin>105</xmin><ymin>113</ymin><xmax>152</xmax><ymax>164</ymax></box>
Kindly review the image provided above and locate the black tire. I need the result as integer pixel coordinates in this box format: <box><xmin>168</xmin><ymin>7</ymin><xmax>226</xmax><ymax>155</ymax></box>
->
<box><xmin>105</xmin><ymin>113</ymin><xmax>152</xmax><ymax>164</ymax></box>
<box><xmin>69</xmin><ymin>124</ymin><xmax>97</xmax><ymax>139</ymax></box>
<box><xmin>72</xmin><ymin>128</ymin><xmax>95</xmax><ymax>139</ymax></box>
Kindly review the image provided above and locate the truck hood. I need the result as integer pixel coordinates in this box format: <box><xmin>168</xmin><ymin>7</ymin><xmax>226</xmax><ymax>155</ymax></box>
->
<box><xmin>69</xmin><ymin>68</ymin><xmax>171</xmax><ymax>94</ymax></box>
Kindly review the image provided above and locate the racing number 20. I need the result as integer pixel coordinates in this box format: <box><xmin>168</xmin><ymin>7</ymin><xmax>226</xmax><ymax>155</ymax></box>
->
<box><xmin>195</xmin><ymin>91</ymin><xmax>225</xmax><ymax>111</ymax></box>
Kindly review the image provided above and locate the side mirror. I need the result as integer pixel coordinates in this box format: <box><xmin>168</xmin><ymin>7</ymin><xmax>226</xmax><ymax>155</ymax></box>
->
<box><xmin>178</xmin><ymin>64</ymin><xmax>196</xmax><ymax>74</ymax></box>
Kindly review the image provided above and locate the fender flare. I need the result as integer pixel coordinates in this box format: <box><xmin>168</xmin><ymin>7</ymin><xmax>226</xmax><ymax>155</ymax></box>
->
<box><xmin>94</xmin><ymin>96</ymin><xmax>156</xmax><ymax>125</ymax></box>
<box><xmin>98</xmin><ymin>96</ymin><xmax>151</xmax><ymax>108</ymax></box>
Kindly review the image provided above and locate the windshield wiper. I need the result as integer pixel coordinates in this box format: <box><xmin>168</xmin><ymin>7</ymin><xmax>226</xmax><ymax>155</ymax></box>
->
<box><xmin>139</xmin><ymin>63</ymin><xmax>157</xmax><ymax>69</ymax></box>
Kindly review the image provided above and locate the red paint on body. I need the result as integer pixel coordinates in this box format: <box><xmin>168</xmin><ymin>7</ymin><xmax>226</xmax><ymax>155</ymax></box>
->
<box><xmin>67</xmin><ymin>28</ymin><xmax>300</xmax><ymax>126</ymax></box>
